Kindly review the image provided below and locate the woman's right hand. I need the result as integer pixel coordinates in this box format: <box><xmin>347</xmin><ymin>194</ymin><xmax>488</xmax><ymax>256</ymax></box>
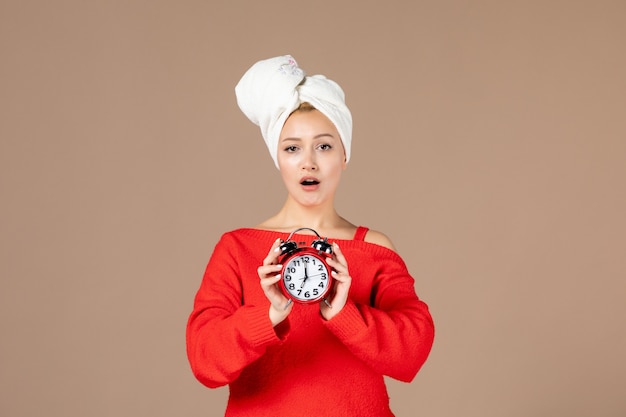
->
<box><xmin>257</xmin><ymin>238</ymin><xmax>294</xmax><ymax>326</ymax></box>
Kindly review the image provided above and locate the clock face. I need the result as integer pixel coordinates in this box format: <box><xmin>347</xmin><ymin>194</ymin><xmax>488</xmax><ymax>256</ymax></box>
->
<box><xmin>280</xmin><ymin>250</ymin><xmax>332</xmax><ymax>303</ymax></box>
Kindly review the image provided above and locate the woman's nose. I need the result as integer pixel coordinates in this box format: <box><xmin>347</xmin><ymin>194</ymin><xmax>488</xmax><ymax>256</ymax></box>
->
<box><xmin>301</xmin><ymin>149</ymin><xmax>317</xmax><ymax>170</ymax></box>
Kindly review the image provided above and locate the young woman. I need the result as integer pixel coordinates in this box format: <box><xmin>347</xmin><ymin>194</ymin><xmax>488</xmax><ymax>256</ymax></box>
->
<box><xmin>186</xmin><ymin>55</ymin><xmax>434</xmax><ymax>417</ymax></box>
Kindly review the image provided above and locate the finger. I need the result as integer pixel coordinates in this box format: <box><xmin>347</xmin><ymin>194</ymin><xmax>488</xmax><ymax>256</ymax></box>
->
<box><xmin>328</xmin><ymin>244</ymin><xmax>349</xmax><ymax>274</ymax></box>
<box><xmin>260</xmin><ymin>272</ymin><xmax>282</xmax><ymax>287</ymax></box>
<box><xmin>263</xmin><ymin>238</ymin><xmax>283</xmax><ymax>266</ymax></box>
<box><xmin>258</xmin><ymin>263</ymin><xmax>283</xmax><ymax>278</ymax></box>
<box><xmin>259</xmin><ymin>272</ymin><xmax>288</xmax><ymax>304</ymax></box>
<box><xmin>262</xmin><ymin>275</ymin><xmax>292</xmax><ymax>310</ymax></box>
<box><xmin>332</xmin><ymin>242</ymin><xmax>348</xmax><ymax>265</ymax></box>
<box><xmin>326</xmin><ymin>257</ymin><xmax>345</xmax><ymax>272</ymax></box>
<box><xmin>331</xmin><ymin>269</ymin><xmax>352</xmax><ymax>284</ymax></box>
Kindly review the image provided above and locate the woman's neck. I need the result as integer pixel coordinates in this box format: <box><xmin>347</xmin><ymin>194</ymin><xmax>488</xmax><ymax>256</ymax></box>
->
<box><xmin>257</xmin><ymin>197</ymin><xmax>355</xmax><ymax>238</ymax></box>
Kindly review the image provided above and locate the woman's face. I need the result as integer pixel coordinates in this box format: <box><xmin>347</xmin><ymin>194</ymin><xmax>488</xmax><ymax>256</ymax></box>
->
<box><xmin>277</xmin><ymin>109</ymin><xmax>347</xmax><ymax>208</ymax></box>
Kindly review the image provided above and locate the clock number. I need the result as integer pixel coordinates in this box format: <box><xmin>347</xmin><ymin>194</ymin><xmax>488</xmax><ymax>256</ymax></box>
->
<box><xmin>320</xmin><ymin>273</ymin><xmax>327</xmax><ymax>280</ymax></box>
<box><xmin>318</xmin><ymin>265</ymin><xmax>324</xmax><ymax>271</ymax></box>
<box><xmin>285</xmin><ymin>275</ymin><xmax>292</xmax><ymax>282</ymax></box>
<box><xmin>288</xmin><ymin>267</ymin><xmax>296</xmax><ymax>273</ymax></box>
<box><xmin>288</xmin><ymin>283</ymin><xmax>295</xmax><ymax>290</ymax></box>
<box><xmin>294</xmin><ymin>289</ymin><xmax>315</xmax><ymax>299</ymax></box>
<box><xmin>318</xmin><ymin>282</ymin><xmax>325</xmax><ymax>288</ymax></box>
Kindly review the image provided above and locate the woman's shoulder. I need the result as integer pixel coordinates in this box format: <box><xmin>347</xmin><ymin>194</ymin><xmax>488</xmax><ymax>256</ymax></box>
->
<box><xmin>362</xmin><ymin>228</ymin><xmax>397</xmax><ymax>252</ymax></box>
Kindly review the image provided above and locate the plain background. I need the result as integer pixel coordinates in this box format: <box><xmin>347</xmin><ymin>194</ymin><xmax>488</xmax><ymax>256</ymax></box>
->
<box><xmin>1</xmin><ymin>1</ymin><xmax>625</xmax><ymax>416</ymax></box>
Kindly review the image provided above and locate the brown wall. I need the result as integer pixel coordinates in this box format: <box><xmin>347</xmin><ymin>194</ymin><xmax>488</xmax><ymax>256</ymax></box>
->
<box><xmin>1</xmin><ymin>1</ymin><xmax>625</xmax><ymax>416</ymax></box>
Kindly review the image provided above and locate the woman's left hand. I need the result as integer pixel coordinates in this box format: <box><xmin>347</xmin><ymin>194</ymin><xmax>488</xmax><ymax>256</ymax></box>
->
<box><xmin>320</xmin><ymin>242</ymin><xmax>352</xmax><ymax>320</ymax></box>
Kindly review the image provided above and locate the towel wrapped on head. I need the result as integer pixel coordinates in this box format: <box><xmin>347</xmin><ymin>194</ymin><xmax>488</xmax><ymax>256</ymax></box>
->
<box><xmin>235</xmin><ymin>55</ymin><xmax>352</xmax><ymax>168</ymax></box>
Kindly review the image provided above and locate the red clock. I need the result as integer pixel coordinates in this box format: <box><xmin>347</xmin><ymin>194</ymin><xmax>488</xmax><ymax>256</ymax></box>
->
<box><xmin>278</xmin><ymin>228</ymin><xmax>333</xmax><ymax>305</ymax></box>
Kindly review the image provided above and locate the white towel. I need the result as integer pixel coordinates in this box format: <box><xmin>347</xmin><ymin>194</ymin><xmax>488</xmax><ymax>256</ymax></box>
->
<box><xmin>235</xmin><ymin>55</ymin><xmax>352</xmax><ymax>168</ymax></box>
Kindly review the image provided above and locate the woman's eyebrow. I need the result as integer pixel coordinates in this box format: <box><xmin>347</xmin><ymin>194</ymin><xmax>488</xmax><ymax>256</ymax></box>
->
<box><xmin>281</xmin><ymin>133</ymin><xmax>336</xmax><ymax>142</ymax></box>
<box><xmin>313</xmin><ymin>133</ymin><xmax>335</xmax><ymax>140</ymax></box>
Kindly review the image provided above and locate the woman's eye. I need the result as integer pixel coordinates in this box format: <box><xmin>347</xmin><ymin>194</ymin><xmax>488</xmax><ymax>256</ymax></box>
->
<box><xmin>318</xmin><ymin>144</ymin><xmax>332</xmax><ymax>151</ymax></box>
<box><xmin>284</xmin><ymin>145</ymin><xmax>299</xmax><ymax>152</ymax></box>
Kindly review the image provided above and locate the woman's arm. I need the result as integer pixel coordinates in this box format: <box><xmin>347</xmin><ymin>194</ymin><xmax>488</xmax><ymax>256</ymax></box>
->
<box><xmin>186</xmin><ymin>235</ymin><xmax>287</xmax><ymax>388</ymax></box>
<box><xmin>322</xmin><ymin>244</ymin><xmax>435</xmax><ymax>382</ymax></box>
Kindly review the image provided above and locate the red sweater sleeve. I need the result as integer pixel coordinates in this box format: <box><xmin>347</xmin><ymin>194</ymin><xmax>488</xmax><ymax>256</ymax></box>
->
<box><xmin>186</xmin><ymin>234</ymin><xmax>286</xmax><ymax>388</ymax></box>
<box><xmin>323</xmin><ymin>245</ymin><xmax>434</xmax><ymax>382</ymax></box>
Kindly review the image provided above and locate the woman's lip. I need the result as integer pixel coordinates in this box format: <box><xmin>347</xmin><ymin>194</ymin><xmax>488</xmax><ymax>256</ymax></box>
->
<box><xmin>300</xmin><ymin>177</ymin><xmax>320</xmax><ymax>185</ymax></box>
<box><xmin>300</xmin><ymin>183</ymin><xmax>320</xmax><ymax>191</ymax></box>
<box><xmin>300</xmin><ymin>177</ymin><xmax>320</xmax><ymax>190</ymax></box>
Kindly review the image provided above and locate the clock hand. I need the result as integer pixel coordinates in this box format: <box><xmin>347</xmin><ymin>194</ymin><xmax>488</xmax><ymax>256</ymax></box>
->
<box><xmin>300</xmin><ymin>264</ymin><xmax>309</xmax><ymax>288</ymax></box>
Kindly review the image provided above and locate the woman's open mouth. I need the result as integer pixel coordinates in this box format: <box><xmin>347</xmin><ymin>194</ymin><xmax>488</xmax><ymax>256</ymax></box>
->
<box><xmin>300</xmin><ymin>177</ymin><xmax>320</xmax><ymax>190</ymax></box>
